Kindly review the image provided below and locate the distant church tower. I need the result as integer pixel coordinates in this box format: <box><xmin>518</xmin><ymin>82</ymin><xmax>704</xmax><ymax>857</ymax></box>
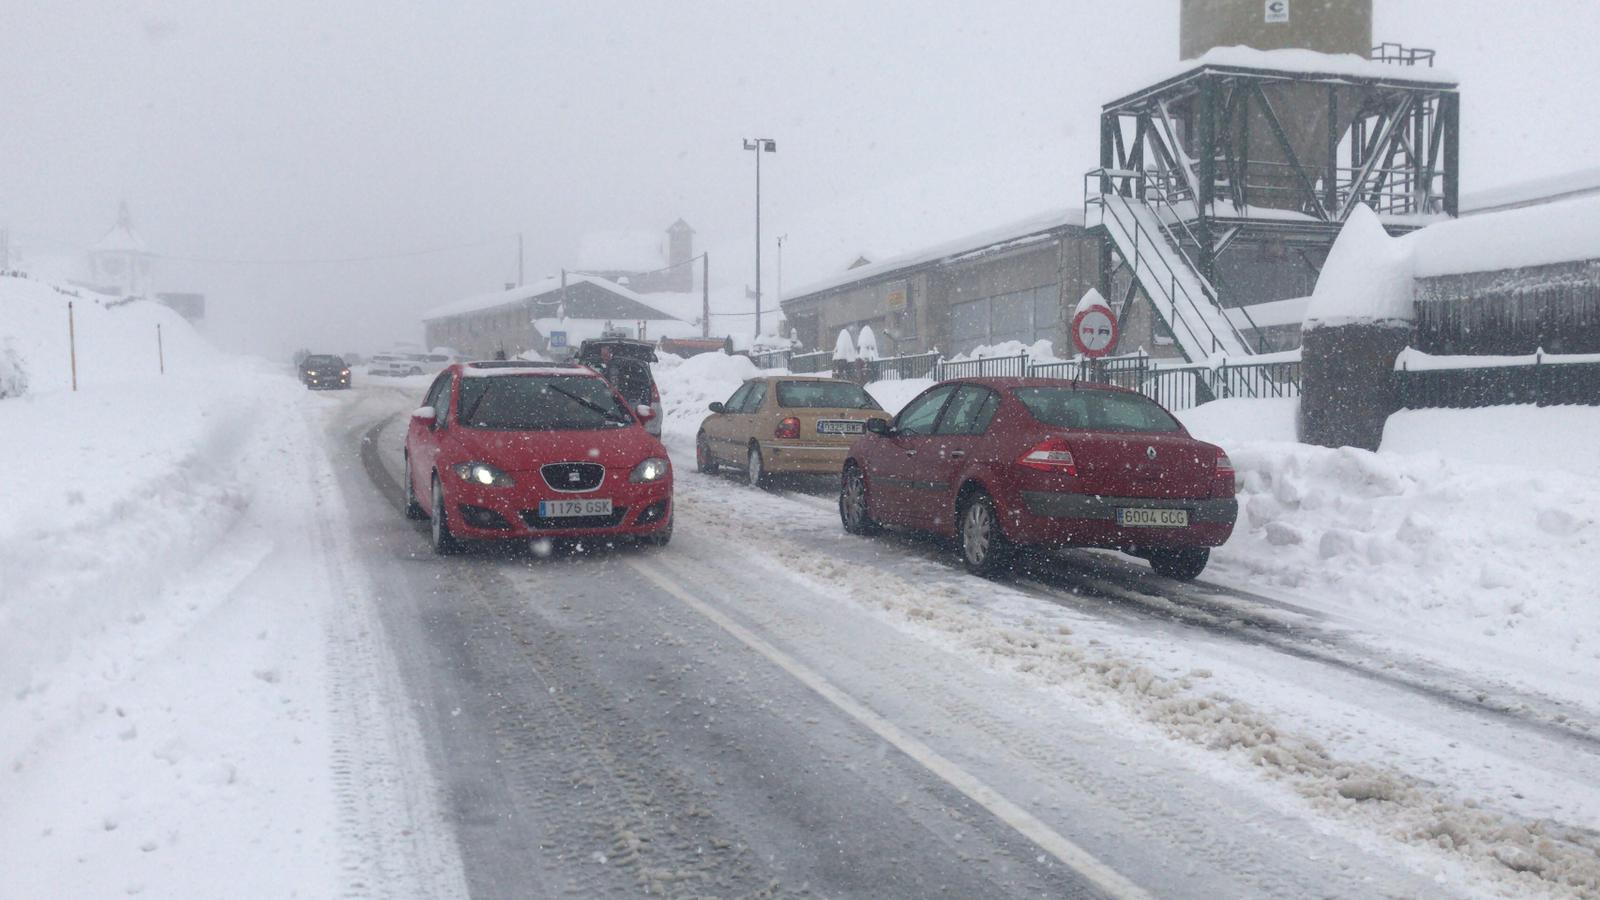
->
<box><xmin>89</xmin><ymin>201</ymin><xmax>153</xmax><ymax>297</ymax></box>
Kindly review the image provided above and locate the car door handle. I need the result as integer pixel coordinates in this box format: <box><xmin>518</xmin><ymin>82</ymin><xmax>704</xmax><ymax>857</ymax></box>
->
<box><xmin>904</xmin><ymin>449</ymin><xmax>917</xmax><ymax>456</ymax></box>
<box><xmin>947</xmin><ymin>450</ymin><xmax>966</xmax><ymax>459</ymax></box>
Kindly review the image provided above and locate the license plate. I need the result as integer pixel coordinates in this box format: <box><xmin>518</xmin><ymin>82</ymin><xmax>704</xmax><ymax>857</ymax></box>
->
<box><xmin>817</xmin><ymin>419</ymin><xmax>864</xmax><ymax>435</ymax></box>
<box><xmin>1117</xmin><ymin>507</ymin><xmax>1189</xmax><ymax>528</ymax></box>
<box><xmin>538</xmin><ymin>498</ymin><xmax>613</xmax><ymax>517</ymax></box>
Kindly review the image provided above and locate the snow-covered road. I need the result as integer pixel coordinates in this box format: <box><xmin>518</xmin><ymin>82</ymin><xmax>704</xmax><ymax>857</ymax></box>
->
<box><xmin>6</xmin><ymin>352</ymin><xmax>1597</xmax><ymax>897</ymax></box>
<box><xmin>334</xmin><ymin>379</ymin><xmax>1598</xmax><ymax>897</ymax></box>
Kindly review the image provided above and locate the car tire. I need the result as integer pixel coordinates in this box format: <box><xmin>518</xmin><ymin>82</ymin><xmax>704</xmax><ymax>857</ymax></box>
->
<box><xmin>958</xmin><ymin>492</ymin><xmax>1013</xmax><ymax>577</ymax></box>
<box><xmin>408</xmin><ymin>366</ymin><xmax>423</xmax><ymax>376</ymax></box>
<box><xmin>1148</xmin><ymin>547</ymin><xmax>1209</xmax><ymax>580</ymax></box>
<box><xmin>429</xmin><ymin>474</ymin><xmax>462</xmax><ymax>554</ymax></box>
<box><xmin>746</xmin><ymin>443</ymin><xmax>768</xmax><ymax>488</ymax></box>
<box><xmin>400</xmin><ymin>454</ymin><xmax>425</xmax><ymax>518</ymax></box>
<box><xmin>696</xmin><ymin>432</ymin><xmax>719</xmax><ymax>474</ymax></box>
<box><xmin>641</xmin><ymin>515</ymin><xmax>673</xmax><ymax>547</ymax></box>
<box><xmin>839</xmin><ymin>464</ymin><xmax>881</xmax><ymax>535</ymax></box>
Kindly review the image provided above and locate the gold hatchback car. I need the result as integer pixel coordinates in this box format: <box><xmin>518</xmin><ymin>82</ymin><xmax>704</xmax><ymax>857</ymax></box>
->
<box><xmin>696</xmin><ymin>376</ymin><xmax>884</xmax><ymax>486</ymax></box>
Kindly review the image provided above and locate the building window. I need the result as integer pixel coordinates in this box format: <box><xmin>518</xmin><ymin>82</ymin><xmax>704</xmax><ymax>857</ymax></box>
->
<box><xmin>949</xmin><ymin>285</ymin><xmax>1060</xmax><ymax>354</ymax></box>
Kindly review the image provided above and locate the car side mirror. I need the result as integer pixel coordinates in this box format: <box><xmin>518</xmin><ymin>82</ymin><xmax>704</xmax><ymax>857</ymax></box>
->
<box><xmin>865</xmin><ymin>417</ymin><xmax>892</xmax><ymax>436</ymax></box>
<box><xmin>708</xmin><ymin>402</ymin><xmax>726</xmax><ymax>414</ymax></box>
<box><xmin>635</xmin><ymin>403</ymin><xmax>656</xmax><ymax>421</ymax></box>
<box><xmin>412</xmin><ymin>406</ymin><xmax>436</xmax><ymax>425</ymax></box>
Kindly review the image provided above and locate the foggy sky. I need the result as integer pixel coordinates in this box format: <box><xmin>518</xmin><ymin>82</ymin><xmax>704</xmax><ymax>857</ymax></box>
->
<box><xmin>3</xmin><ymin>0</ymin><xmax>1597</xmax><ymax>356</ymax></box>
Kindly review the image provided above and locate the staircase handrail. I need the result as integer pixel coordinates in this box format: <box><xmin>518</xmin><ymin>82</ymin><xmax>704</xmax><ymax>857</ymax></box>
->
<box><xmin>1140</xmin><ymin>188</ymin><xmax>1266</xmax><ymax>352</ymax></box>
<box><xmin>1084</xmin><ymin>169</ymin><xmax>1235</xmax><ymax>360</ymax></box>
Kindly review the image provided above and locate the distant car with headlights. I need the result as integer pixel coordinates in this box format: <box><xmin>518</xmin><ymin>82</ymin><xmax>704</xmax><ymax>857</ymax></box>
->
<box><xmin>300</xmin><ymin>354</ymin><xmax>351</xmax><ymax>389</ymax></box>
<box><xmin>839</xmin><ymin>378</ymin><xmax>1237</xmax><ymax>580</ymax></box>
<box><xmin>403</xmin><ymin>360</ymin><xmax>672</xmax><ymax>553</ymax></box>
<box><xmin>371</xmin><ymin>350</ymin><xmax>457</xmax><ymax>377</ymax></box>
<box><xmin>697</xmin><ymin>375</ymin><xmax>884</xmax><ymax>486</ymax></box>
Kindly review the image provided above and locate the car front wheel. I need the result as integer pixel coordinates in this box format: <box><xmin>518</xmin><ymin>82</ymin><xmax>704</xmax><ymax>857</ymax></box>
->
<box><xmin>403</xmin><ymin>452</ymin><xmax>426</xmax><ymax>519</ymax></box>
<box><xmin>696</xmin><ymin>432</ymin><xmax>719</xmax><ymax>474</ymax></box>
<box><xmin>959</xmin><ymin>492</ymin><xmax>1012</xmax><ymax>577</ymax></box>
<box><xmin>430</xmin><ymin>474</ymin><xmax>462</xmax><ymax>554</ymax></box>
<box><xmin>839</xmin><ymin>465</ymin><xmax>880</xmax><ymax>535</ymax></box>
<box><xmin>1148</xmin><ymin>547</ymin><xmax>1209</xmax><ymax>580</ymax></box>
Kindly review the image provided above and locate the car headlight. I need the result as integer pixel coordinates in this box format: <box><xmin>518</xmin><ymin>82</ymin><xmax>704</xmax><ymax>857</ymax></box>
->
<box><xmin>451</xmin><ymin>461</ymin><xmax>515</xmax><ymax>487</ymax></box>
<box><xmin>629</xmin><ymin>457</ymin><xmax>669</xmax><ymax>483</ymax></box>
<box><xmin>341</xmin><ymin>369</ymin><xmax>350</xmax><ymax>375</ymax></box>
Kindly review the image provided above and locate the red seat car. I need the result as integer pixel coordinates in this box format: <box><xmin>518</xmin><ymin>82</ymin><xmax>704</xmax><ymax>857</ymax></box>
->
<box><xmin>403</xmin><ymin>361</ymin><xmax>672</xmax><ymax>553</ymax></box>
<box><xmin>838</xmin><ymin>378</ymin><xmax>1236</xmax><ymax>579</ymax></box>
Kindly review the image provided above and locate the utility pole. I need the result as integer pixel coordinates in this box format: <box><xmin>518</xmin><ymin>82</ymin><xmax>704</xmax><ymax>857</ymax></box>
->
<box><xmin>743</xmin><ymin>138</ymin><xmax>777</xmax><ymax>337</ymax></box>
<box><xmin>701</xmin><ymin>252</ymin><xmax>710</xmax><ymax>338</ymax></box>
<box><xmin>776</xmin><ymin>234</ymin><xmax>787</xmax><ymax>307</ymax></box>
<box><xmin>518</xmin><ymin>233</ymin><xmax>525</xmax><ymax>286</ymax></box>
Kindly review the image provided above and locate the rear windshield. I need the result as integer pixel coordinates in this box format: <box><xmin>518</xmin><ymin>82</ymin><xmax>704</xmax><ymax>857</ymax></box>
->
<box><xmin>776</xmin><ymin>380</ymin><xmax>881</xmax><ymax>410</ymax></box>
<box><xmin>1013</xmin><ymin>387</ymin><xmax>1182</xmax><ymax>433</ymax></box>
<box><xmin>304</xmin><ymin>355</ymin><xmax>344</xmax><ymax>366</ymax></box>
<box><xmin>457</xmin><ymin>375</ymin><xmax>634</xmax><ymax>431</ymax></box>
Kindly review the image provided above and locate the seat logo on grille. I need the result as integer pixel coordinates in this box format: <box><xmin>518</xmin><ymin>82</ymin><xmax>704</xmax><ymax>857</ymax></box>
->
<box><xmin>567</xmin><ymin>471</ymin><xmax>581</xmax><ymax>482</ymax></box>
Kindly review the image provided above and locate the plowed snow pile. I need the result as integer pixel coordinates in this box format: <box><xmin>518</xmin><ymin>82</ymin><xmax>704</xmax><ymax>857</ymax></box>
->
<box><xmin>1182</xmin><ymin>397</ymin><xmax>1600</xmax><ymax>695</ymax></box>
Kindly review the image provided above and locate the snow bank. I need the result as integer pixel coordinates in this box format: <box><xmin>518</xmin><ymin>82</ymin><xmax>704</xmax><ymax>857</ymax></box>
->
<box><xmin>651</xmin><ymin>350</ymin><xmax>765</xmax><ymax>446</ymax></box>
<box><xmin>945</xmin><ymin>337</ymin><xmax>1061</xmax><ymax>363</ymax></box>
<box><xmin>1414</xmin><ymin>193</ymin><xmax>1600</xmax><ymax>278</ymax></box>
<box><xmin>1383</xmin><ymin>404</ymin><xmax>1600</xmax><ymax>478</ymax></box>
<box><xmin>1175</xmin><ymin>397</ymin><xmax>1600</xmax><ymax>693</ymax></box>
<box><xmin>1302</xmin><ymin>205</ymin><xmax>1415</xmax><ymax>329</ymax></box>
<box><xmin>866</xmin><ymin>378</ymin><xmax>934</xmax><ymax>415</ymax></box>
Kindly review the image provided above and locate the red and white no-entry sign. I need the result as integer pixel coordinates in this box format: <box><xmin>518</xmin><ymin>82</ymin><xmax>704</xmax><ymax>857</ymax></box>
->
<box><xmin>1070</xmin><ymin>304</ymin><xmax>1119</xmax><ymax>358</ymax></box>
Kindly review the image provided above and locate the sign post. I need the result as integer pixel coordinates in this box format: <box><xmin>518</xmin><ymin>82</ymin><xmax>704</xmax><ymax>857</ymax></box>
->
<box><xmin>68</xmin><ymin>301</ymin><xmax>78</xmax><ymax>392</ymax></box>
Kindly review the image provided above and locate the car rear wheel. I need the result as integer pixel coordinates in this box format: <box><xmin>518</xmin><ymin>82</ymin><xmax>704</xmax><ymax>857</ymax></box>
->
<box><xmin>1147</xmin><ymin>547</ymin><xmax>1209</xmax><ymax>580</ymax></box>
<box><xmin>429</xmin><ymin>474</ymin><xmax>462</xmax><ymax>554</ymax></box>
<box><xmin>403</xmin><ymin>452</ymin><xmax>426</xmax><ymax>519</ymax></box>
<box><xmin>839</xmin><ymin>465</ymin><xmax>880</xmax><ymax>535</ymax></box>
<box><xmin>696</xmin><ymin>432</ymin><xmax>719</xmax><ymax>474</ymax></box>
<box><xmin>746</xmin><ymin>444</ymin><xmax>768</xmax><ymax>488</ymax></box>
<box><xmin>408</xmin><ymin>366</ymin><xmax>423</xmax><ymax>376</ymax></box>
<box><xmin>959</xmin><ymin>492</ymin><xmax>1012</xmax><ymax>577</ymax></box>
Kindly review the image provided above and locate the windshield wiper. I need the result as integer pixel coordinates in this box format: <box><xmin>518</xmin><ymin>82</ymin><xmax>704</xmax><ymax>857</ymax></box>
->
<box><xmin>462</xmin><ymin>382</ymin><xmax>493</xmax><ymax>424</ymax></box>
<box><xmin>544</xmin><ymin>384</ymin><xmax>632</xmax><ymax>425</ymax></box>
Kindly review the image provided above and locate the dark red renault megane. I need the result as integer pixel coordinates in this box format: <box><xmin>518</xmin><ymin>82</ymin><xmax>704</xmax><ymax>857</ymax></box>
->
<box><xmin>839</xmin><ymin>377</ymin><xmax>1236</xmax><ymax>579</ymax></box>
<box><xmin>403</xmin><ymin>361</ymin><xmax>672</xmax><ymax>553</ymax></box>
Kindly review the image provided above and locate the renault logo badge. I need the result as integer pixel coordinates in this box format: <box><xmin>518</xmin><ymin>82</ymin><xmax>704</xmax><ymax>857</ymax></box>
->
<box><xmin>1146</xmin><ymin>446</ymin><xmax>1157</xmax><ymax>460</ymax></box>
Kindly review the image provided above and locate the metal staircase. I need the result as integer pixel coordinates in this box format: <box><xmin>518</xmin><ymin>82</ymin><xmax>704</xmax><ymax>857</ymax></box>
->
<box><xmin>1086</xmin><ymin>171</ymin><xmax>1253</xmax><ymax>362</ymax></box>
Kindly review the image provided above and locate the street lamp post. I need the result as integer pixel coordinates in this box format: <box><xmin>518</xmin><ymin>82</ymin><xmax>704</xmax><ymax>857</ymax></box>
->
<box><xmin>743</xmin><ymin>137</ymin><xmax>776</xmax><ymax>337</ymax></box>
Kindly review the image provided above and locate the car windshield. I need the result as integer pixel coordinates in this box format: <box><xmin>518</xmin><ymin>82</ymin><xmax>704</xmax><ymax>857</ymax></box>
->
<box><xmin>776</xmin><ymin>380</ymin><xmax>880</xmax><ymax>409</ymax></box>
<box><xmin>456</xmin><ymin>374</ymin><xmax>632</xmax><ymax>431</ymax></box>
<box><xmin>1013</xmin><ymin>387</ymin><xmax>1182</xmax><ymax>433</ymax></box>
<box><xmin>304</xmin><ymin>355</ymin><xmax>343</xmax><ymax>367</ymax></box>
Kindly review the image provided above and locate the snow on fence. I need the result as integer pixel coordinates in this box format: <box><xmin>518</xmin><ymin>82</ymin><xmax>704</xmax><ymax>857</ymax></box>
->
<box><xmin>1395</xmin><ymin>347</ymin><xmax>1600</xmax><ymax>408</ymax></box>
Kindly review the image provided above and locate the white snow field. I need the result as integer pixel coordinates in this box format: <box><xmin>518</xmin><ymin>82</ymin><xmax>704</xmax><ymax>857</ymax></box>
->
<box><xmin>0</xmin><ymin>275</ymin><xmax>464</xmax><ymax>898</ymax></box>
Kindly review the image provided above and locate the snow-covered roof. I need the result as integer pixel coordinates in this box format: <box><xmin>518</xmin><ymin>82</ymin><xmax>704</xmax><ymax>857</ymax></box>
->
<box><xmin>577</xmin><ymin>230</ymin><xmax>664</xmax><ymax>273</ymax></box>
<box><xmin>1113</xmin><ymin>46</ymin><xmax>1458</xmax><ymax>106</ymax></box>
<box><xmin>1412</xmin><ymin>194</ymin><xmax>1600</xmax><ymax>279</ymax></box>
<box><xmin>422</xmin><ymin>273</ymin><xmax>682</xmax><ymax>322</ymax></box>
<box><xmin>1226</xmin><ymin>295</ymin><xmax>1310</xmax><ymax>330</ymax></box>
<box><xmin>1303</xmin><ymin>205</ymin><xmax>1415</xmax><ymax>330</ymax></box>
<box><xmin>784</xmin><ymin>207</ymin><xmax>1086</xmax><ymax>302</ymax></box>
<box><xmin>1461</xmin><ymin>167</ymin><xmax>1600</xmax><ymax>215</ymax></box>
<box><xmin>94</xmin><ymin>203</ymin><xmax>147</xmax><ymax>254</ymax></box>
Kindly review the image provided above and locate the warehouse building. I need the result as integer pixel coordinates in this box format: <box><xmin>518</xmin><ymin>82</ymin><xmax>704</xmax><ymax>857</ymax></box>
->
<box><xmin>422</xmin><ymin>274</ymin><xmax>696</xmax><ymax>360</ymax></box>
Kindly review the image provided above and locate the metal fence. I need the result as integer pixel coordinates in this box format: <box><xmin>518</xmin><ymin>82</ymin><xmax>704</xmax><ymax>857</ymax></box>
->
<box><xmin>1396</xmin><ymin>358</ymin><xmax>1600</xmax><ymax>408</ymax></box>
<box><xmin>735</xmin><ymin>346</ymin><xmax>1301</xmax><ymax>412</ymax></box>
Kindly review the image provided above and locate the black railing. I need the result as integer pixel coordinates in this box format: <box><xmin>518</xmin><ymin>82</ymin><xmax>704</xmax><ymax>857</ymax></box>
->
<box><xmin>1397</xmin><ymin>358</ymin><xmax>1600</xmax><ymax>409</ymax></box>
<box><xmin>787</xmin><ymin>350</ymin><xmax>833</xmax><ymax>374</ymax></box>
<box><xmin>1372</xmin><ymin>43</ymin><xmax>1436</xmax><ymax>67</ymax></box>
<box><xmin>935</xmin><ymin>353</ymin><xmax>1031</xmax><ymax>381</ymax></box>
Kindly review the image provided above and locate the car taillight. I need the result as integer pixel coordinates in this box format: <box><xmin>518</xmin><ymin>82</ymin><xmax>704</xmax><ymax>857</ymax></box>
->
<box><xmin>650</xmin><ymin>381</ymin><xmax>661</xmax><ymax>405</ymax></box>
<box><xmin>775</xmin><ymin>416</ymin><xmax>801</xmax><ymax>440</ymax></box>
<box><xmin>1018</xmin><ymin>436</ymin><xmax>1077</xmax><ymax>474</ymax></box>
<box><xmin>1215</xmin><ymin>450</ymin><xmax>1236</xmax><ymax>495</ymax></box>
